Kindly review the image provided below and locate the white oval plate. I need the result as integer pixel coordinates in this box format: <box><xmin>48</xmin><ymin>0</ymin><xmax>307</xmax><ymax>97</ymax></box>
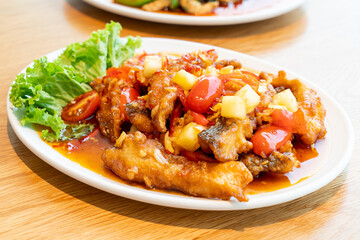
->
<box><xmin>83</xmin><ymin>0</ymin><xmax>305</xmax><ymax>26</ymax></box>
<box><xmin>7</xmin><ymin>38</ymin><xmax>354</xmax><ymax>210</ymax></box>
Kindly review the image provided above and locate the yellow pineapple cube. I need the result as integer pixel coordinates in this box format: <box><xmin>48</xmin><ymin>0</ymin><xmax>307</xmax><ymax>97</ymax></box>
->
<box><xmin>143</xmin><ymin>55</ymin><xmax>162</xmax><ymax>77</ymax></box>
<box><xmin>175</xmin><ymin>122</ymin><xmax>205</xmax><ymax>152</ymax></box>
<box><xmin>235</xmin><ymin>84</ymin><xmax>260</xmax><ymax>113</ymax></box>
<box><xmin>271</xmin><ymin>89</ymin><xmax>299</xmax><ymax>112</ymax></box>
<box><xmin>219</xmin><ymin>65</ymin><xmax>234</xmax><ymax>75</ymax></box>
<box><xmin>172</xmin><ymin>70</ymin><xmax>198</xmax><ymax>90</ymax></box>
<box><xmin>267</xmin><ymin>104</ymin><xmax>288</xmax><ymax>110</ymax></box>
<box><xmin>205</xmin><ymin>66</ymin><xmax>218</xmax><ymax>75</ymax></box>
<box><xmin>221</xmin><ymin>96</ymin><xmax>246</xmax><ymax>119</ymax></box>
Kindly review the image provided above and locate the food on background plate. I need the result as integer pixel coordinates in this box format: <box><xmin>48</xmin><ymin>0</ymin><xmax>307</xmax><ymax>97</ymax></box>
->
<box><xmin>114</xmin><ymin>0</ymin><xmax>225</xmax><ymax>15</ymax></box>
<box><xmin>9</xmin><ymin>22</ymin><xmax>326</xmax><ymax>202</ymax></box>
<box><xmin>113</xmin><ymin>0</ymin><xmax>277</xmax><ymax>16</ymax></box>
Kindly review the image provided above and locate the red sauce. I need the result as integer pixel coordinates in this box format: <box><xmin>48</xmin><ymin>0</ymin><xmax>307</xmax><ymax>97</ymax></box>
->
<box><xmin>245</xmin><ymin>142</ymin><xmax>319</xmax><ymax>195</ymax></box>
<box><xmin>47</xmin><ymin>130</ymin><xmax>319</xmax><ymax>196</ymax></box>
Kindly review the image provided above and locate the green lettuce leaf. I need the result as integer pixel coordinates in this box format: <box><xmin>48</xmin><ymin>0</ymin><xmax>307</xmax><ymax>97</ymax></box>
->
<box><xmin>9</xmin><ymin>58</ymin><xmax>93</xmax><ymax>141</ymax></box>
<box><xmin>9</xmin><ymin>21</ymin><xmax>141</xmax><ymax>142</ymax></box>
<box><xmin>58</xmin><ymin>21</ymin><xmax>141</xmax><ymax>82</ymax></box>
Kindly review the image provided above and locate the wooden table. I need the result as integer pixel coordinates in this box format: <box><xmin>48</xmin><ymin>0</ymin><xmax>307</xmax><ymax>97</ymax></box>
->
<box><xmin>1</xmin><ymin>0</ymin><xmax>359</xmax><ymax>239</ymax></box>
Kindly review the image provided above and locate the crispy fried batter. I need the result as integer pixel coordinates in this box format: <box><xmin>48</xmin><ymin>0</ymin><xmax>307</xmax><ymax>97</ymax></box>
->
<box><xmin>241</xmin><ymin>150</ymin><xmax>299</xmax><ymax>176</ymax></box>
<box><xmin>148</xmin><ymin>71</ymin><xmax>178</xmax><ymax>132</ymax></box>
<box><xmin>90</xmin><ymin>76</ymin><xmax>132</xmax><ymax>142</ymax></box>
<box><xmin>272</xmin><ymin>71</ymin><xmax>327</xmax><ymax>145</ymax></box>
<box><xmin>125</xmin><ymin>100</ymin><xmax>155</xmax><ymax>133</ymax></box>
<box><xmin>103</xmin><ymin>131</ymin><xmax>253</xmax><ymax>201</ymax></box>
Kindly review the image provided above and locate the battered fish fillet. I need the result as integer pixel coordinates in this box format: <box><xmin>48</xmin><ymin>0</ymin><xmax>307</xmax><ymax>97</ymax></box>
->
<box><xmin>241</xmin><ymin>151</ymin><xmax>299</xmax><ymax>177</ymax></box>
<box><xmin>198</xmin><ymin>118</ymin><xmax>253</xmax><ymax>162</ymax></box>
<box><xmin>272</xmin><ymin>71</ymin><xmax>327</xmax><ymax>145</ymax></box>
<box><xmin>103</xmin><ymin>131</ymin><xmax>253</xmax><ymax>201</ymax></box>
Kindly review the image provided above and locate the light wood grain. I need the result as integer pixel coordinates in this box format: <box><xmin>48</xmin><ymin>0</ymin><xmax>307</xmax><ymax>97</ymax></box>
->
<box><xmin>1</xmin><ymin>0</ymin><xmax>359</xmax><ymax>239</ymax></box>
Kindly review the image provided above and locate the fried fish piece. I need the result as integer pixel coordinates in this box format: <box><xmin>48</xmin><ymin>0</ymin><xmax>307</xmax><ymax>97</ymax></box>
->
<box><xmin>272</xmin><ymin>71</ymin><xmax>327</xmax><ymax>145</ymax></box>
<box><xmin>148</xmin><ymin>71</ymin><xmax>178</xmax><ymax>132</ymax></box>
<box><xmin>198</xmin><ymin>118</ymin><xmax>253</xmax><ymax>162</ymax></box>
<box><xmin>103</xmin><ymin>131</ymin><xmax>253</xmax><ymax>201</ymax></box>
<box><xmin>241</xmin><ymin>151</ymin><xmax>299</xmax><ymax>177</ymax></box>
<box><xmin>125</xmin><ymin>100</ymin><xmax>155</xmax><ymax>133</ymax></box>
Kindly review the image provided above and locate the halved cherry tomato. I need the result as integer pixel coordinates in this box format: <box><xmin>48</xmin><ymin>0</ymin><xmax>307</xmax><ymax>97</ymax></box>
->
<box><xmin>186</xmin><ymin>75</ymin><xmax>223</xmax><ymax>113</ymax></box>
<box><xmin>251</xmin><ymin>125</ymin><xmax>292</xmax><ymax>156</ymax></box>
<box><xmin>271</xmin><ymin>109</ymin><xmax>306</xmax><ymax>134</ymax></box>
<box><xmin>119</xmin><ymin>87</ymin><xmax>140</xmax><ymax>120</ymax></box>
<box><xmin>190</xmin><ymin>111</ymin><xmax>209</xmax><ymax>126</ymax></box>
<box><xmin>270</xmin><ymin>109</ymin><xmax>293</xmax><ymax>131</ymax></box>
<box><xmin>181</xmin><ymin>150</ymin><xmax>216</xmax><ymax>162</ymax></box>
<box><xmin>61</xmin><ymin>90</ymin><xmax>100</xmax><ymax>122</ymax></box>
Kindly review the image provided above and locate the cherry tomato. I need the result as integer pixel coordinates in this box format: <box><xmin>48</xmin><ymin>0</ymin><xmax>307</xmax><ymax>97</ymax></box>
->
<box><xmin>61</xmin><ymin>90</ymin><xmax>100</xmax><ymax>122</ymax></box>
<box><xmin>181</xmin><ymin>150</ymin><xmax>216</xmax><ymax>162</ymax></box>
<box><xmin>251</xmin><ymin>125</ymin><xmax>292</xmax><ymax>156</ymax></box>
<box><xmin>190</xmin><ymin>111</ymin><xmax>209</xmax><ymax>126</ymax></box>
<box><xmin>120</xmin><ymin>87</ymin><xmax>140</xmax><ymax>120</ymax></box>
<box><xmin>186</xmin><ymin>75</ymin><xmax>223</xmax><ymax>113</ymax></box>
<box><xmin>270</xmin><ymin>109</ymin><xmax>293</xmax><ymax>131</ymax></box>
<box><xmin>271</xmin><ymin>109</ymin><xmax>307</xmax><ymax>134</ymax></box>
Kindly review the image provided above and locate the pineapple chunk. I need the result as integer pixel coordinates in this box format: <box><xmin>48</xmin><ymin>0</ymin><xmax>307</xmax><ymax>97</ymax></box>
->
<box><xmin>175</xmin><ymin>122</ymin><xmax>205</xmax><ymax>152</ymax></box>
<box><xmin>221</xmin><ymin>96</ymin><xmax>246</xmax><ymax>119</ymax></box>
<box><xmin>271</xmin><ymin>89</ymin><xmax>299</xmax><ymax>112</ymax></box>
<box><xmin>143</xmin><ymin>55</ymin><xmax>162</xmax><ymax>77</ymax></box>
<box><xmin>267</xmin><ymin>104</ymin><xmax>288</xmax><ymax>111</ymax></box>
<box><xmin>172</xmin><ymin>70</ymin><xmax>198</xmax><ymax>90</ymax></box>
<box><xmin>219</xmin><ymin>65</ymin><xmax>234</xmax><ymax>75</ymax></box>
<box><xmin>205</xmin><ymin>66</ymin><xmax>218</xmax><ymax>75</ymax></box>
<box><xmin>235</xmin><ymin>84</ymin><xmax>260</xmax><ymax>113</ymax></box>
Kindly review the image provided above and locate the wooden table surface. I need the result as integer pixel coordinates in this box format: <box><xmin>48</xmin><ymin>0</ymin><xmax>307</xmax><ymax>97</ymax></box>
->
<box><xmin>1</xmin><ymin>0</ymin><xmax>359</xmax><ymax>239</ymax></box>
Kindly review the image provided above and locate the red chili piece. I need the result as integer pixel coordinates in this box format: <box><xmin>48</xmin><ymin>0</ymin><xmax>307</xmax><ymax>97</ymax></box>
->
<box><xmin>190</xmin><ymin>111</ymin><xmax>209</xmax><ymax>126</ymax></box>
<box><xmin>119</xmin><ymin>87</ymin><xmax>140</xmax><ymax>121</ymax></box>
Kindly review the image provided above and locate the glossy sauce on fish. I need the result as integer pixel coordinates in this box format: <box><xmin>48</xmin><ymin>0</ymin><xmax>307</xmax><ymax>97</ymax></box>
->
<box><xmin>48</xmin><ymin>130</ymin><xmax>320</xmax><ymax>196</ymax></box>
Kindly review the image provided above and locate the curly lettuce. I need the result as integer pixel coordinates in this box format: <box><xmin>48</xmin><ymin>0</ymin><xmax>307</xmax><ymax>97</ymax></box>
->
<box><xmin>9</xmin><ymin>21</ymin><xmax>141</xmax><ymax>141</ymax></box>
<box><xmin>58</xmin><ymin>21</ymin><xmax>141</xmax><ymax>83</ymax></box>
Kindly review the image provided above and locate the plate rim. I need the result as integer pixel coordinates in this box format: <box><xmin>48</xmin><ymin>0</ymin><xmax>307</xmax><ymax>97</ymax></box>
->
<box><xmin>7</xmin><ymin>37</ymin><xmax>354</xmax><ymax>210</ymax></box>
<box><xmin>82</xmin><ymin>0</ymin><xmax>306</xmax><ymax>26</ymax></box>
